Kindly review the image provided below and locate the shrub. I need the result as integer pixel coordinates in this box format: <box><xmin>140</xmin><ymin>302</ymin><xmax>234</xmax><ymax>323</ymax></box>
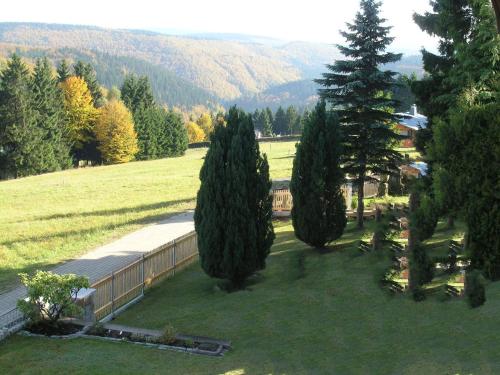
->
<box><xmin>410</xmin><ymin>243</ymin><xmax>434</xmax><ymax>288</ymax></box>
<box><xmin>466</xmin><ymin>270</ymin><xmax>486</xmax><ymax>308</ymax></box>
<box><xmin>159</xmin><ymin>324</ymin><xmax>177</xmax><ymax>345</ymax></box>
<box><xmin>17</xmin><ymin>271</ymin><xmax>89</xmax><ymax>325</ymax></box>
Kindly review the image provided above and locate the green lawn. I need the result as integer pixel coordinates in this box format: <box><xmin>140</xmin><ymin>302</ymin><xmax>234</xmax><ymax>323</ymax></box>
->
<box><xmin>1</xmin><ymin>220</ymin><xmax>499</xmax><ymax>374</ymax></box>
<box><xmin>0</xmin><ymin>141</ymin><xmax>297</xmax><ymax>292</ymax></box>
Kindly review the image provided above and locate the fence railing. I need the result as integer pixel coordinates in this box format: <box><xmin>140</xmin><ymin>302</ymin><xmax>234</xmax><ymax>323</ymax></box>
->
<box><xmin>0</xmin><ymin>307</ymin><xmax>24</xmax><ymax>330</ymax></box>
<box><xmin>91</xmin><ymin>231</ymin><xmax>198</xmax><ymax>320</ymax></box>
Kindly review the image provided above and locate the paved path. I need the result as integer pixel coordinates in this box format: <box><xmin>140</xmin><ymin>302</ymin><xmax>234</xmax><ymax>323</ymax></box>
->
<box><xmin>0</xmin><ymin>211</ymin><xmax>194</xmax><ymax>324</ymax></box>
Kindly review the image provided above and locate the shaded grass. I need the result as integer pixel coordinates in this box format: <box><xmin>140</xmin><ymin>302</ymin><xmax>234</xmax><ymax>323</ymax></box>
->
<box><xmin>2</xmin><ymin>220</ymin><xmax>499</xmax><ymax>374</ymax></box>
<box><xmin>0</xmin><ymin>142</ymin><xmax>297</xmax><ymax>292</ymax></box>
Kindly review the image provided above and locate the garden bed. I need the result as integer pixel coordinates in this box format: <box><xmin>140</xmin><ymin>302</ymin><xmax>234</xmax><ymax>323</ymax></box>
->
<box><xmin>84</xmin><ymin>324</ymin><xmax>230</xmax><ymax>356</ymax></box>
<box><xmin>20</xmin><ymin>319</ymin><xmax>90</xmax><ymax>339</ymax></box>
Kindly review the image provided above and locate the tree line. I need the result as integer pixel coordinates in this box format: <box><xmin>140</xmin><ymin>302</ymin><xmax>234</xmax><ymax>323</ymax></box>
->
<box><xmin>0</xmin><ymin>55</ymin><xmax>188</xmax><ymax>179</ymax></box>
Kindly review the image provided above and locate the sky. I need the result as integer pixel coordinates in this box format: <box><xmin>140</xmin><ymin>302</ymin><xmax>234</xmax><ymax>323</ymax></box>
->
<box><xmin>1</xmin><ymin>0</ymin><xmax>438</xmax><ymax>54</ymax></box>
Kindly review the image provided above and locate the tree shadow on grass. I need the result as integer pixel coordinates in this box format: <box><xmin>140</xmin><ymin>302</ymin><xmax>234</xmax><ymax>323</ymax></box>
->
<box><xmin>18</xmin><ymin>198</ymin><xmax>195</xmax><ymax>222</ymax></box>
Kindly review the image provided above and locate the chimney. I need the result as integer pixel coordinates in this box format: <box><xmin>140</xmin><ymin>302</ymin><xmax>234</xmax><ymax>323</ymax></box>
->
<box><xmin>411</xmin><ymin>104</ymin><xmax>418</xmax><ymax>116</ymax></box>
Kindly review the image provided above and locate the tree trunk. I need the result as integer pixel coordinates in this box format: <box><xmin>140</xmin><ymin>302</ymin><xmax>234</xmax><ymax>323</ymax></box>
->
<box><xmin>408</xmin><ymin>191</ymin><xmax>418</xmax><ymax>291</ymax></box>
<box><xmin>447</xmin><ymin>215</ymin><xmax>455</xmax><ymax>229</ymax></box>
<box><xmin>357</xmin><ymin>175</ymin><xmax>365</xmax><ymax>229</ymax></box>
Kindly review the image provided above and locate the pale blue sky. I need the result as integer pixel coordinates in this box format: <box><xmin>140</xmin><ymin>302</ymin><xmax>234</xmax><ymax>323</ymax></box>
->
<box><xmin>1</xmin><ymin>0</ymin><xmax>437</xmax><ymax>53</ymax></box>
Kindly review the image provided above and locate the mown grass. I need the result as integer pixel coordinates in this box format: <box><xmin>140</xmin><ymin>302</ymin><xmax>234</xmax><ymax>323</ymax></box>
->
<box><xmin>1</xmin><ymin>220</ymin><xmax>499</xmax><ymax>374</ymax></box>
<box><xmin>0</xmin><ymin>141</ymin><xmax>297</xmax><ymax>292</ymax></box>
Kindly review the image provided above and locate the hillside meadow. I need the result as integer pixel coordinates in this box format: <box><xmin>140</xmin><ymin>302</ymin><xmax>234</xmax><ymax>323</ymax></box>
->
<box><xmin>0</xmin><ymin>141</ymin><xmax>296</xmax><ymax>292</ymax></box>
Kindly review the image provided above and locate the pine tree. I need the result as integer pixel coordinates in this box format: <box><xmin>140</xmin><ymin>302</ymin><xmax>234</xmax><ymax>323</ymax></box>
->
<box><xmin>259</xmin><ymin>110</ymin><xmax>273</xmax><ymax>137</ymax></box>
<box><xmin>316</xmin><ymin>0</ymin><xmax>403</xmax><ymax>228</ymax></box>
<box><xmin>120</xmin><ymin>74</ymin><xmax>155</xmax><ymax>113</ymax></box>
<box><xmin>161</xmin><ymin>110</ymin><xmax>188</xmax><ymax>157</ymax></box>
<box><xmin>194</xmin><ymin>106</ymin><xmax>274</xmax><ymax>288</ymax></box>
<box><xmin>74</xmin><ymin>61</ymin><xmax>104</xmax><ymax>107</ymax></box>
<box><xmin>273</xmin><ymin>106</ymin><xmax>287</xmax><ymax>135</ymax></box>
<box><xmin>285</xmin><ymin>106</ymin><xmax>298</xmax><ymax>135</ymax></box>
<box><xmin>265</xmin><ymin>107</ymin><xmax>274</xmax><ymax>127</ymax></box>
<box><xmin>57</xmin><ymin>59</ymin><xmax>71</xmax><ymax>83</ymax></box>
<box><xmin>133</xmin><ymin>105</ymin><xmax>163</xmax><ymax>159</ymax></box>
<box><xmin>411</xmin><ymin>0</ymin><xmax>474</xmax><ymax>152</ymax></box>
<box><xmin>290</xmin><ymin>101</ymin><xmax>346</xmax><ymax>248</ymax></box>
<box><xmin>94</xmin><ymin>99</ymin><xmax>138</xmax><ymax>164</ymax></box>
<box><xmin>31</xmin><ymin>57</ymin><xmax>72</xmax><ymax>171</ymax></box>
<box><xmin>0</xmin><ymin>54</ymin><xmax>46</xmax><ymax>178</ymax></box>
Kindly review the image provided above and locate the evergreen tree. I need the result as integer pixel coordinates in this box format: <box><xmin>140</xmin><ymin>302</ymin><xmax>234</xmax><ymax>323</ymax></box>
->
<box><xmin>0</xmin><ymin>54</ymin><xmax>46</xmax><ymax>178</ymax></box>
<box><xmin>290</xmin><ymin>101</ymin><xmax>346</xmax><ymax>248</ymax></box>
<box><xmin>74</xmin><ymin>61</ymin><xmax>104</xmax><ymax>107</ymax></box>
<box><xmin>57</xmin><ymin>59</ymin><xmax>71</xmax><ymax>83</ymax></box>
<box><xmin>31</xmin><ymin>57</ymin><xmax>72</xmax><ymax>171</ymax></box>
<box><xmin>194</xmin><ymin>106</ymin><xmax>274</xmax><ymax>288</ymax></box>
<box><xmin>273</xmin><ymin>106</ymin><xmax>287</xmax><ymax>135</ymax></box>
<box><xmin>120</xmin><ymin>74</ymin><xmax>155</xmax><ymax>113</ymax></box>
<box><xmin>161</xmin><ymin>110</ymin><xmax>189</xmax><ymax>157</ymax></box>
<box><xmin>259</xmin><ymin>109</ymin><xmax>273</xmax><ymax>137</ymax></box>
<box><xmin>133</xmin><ymin>105</ymin><xmax>163</xmax><ymax>159</ymax></box>
<box><xmin>94</xmin><ymin>99</ymin><xmax>138</xmax><ymax>164</ymax></box>
<box><xmin>285</xmin><ymin>105</ymin><xmax>298</xmax><ymax>135</ymax></box>
<box><xmin>412</xmin><ymin>0</ymin><xmax>473</xmax><ymax>151</ymax></box>
<box><xmin>265</xmin><ymin>107</ymin><xmax>274</xmax><ymax>126</ymax></box>
<box><xmin>252</xmin><ymin>109</ymin><xmax>261</xmax><ymax>130</ymax></box>
<box><xmin>316</xmin><ymin>0</ymin><xmax>403</xmax><ymax>228</ymax></box>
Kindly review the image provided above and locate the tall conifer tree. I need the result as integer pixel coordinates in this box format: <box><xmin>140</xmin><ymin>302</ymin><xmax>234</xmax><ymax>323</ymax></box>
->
<box><xmin>290</xmin><ymin>101</ymin><xmax>346</xmax><ymax>248</ymax></box>
<box><xmin>316</xmin><ymin>0</ymin><xmax>402</xmax><ymax>228</ymax></box>
<box><xmin>194</xmin><ymin>107</ymin><xmax>274</xmax><ymax>288</ymax></box>
<box><xmin>57</xmin><ymin>59</ymin><xmax>71</xmax><ymax>83</ymax></box>
<box><xmin>31</xmin><ymin>57</ymin><xmax>72</xmax><ymax>170</ymax></box>
<box><xmin>0</xmin><ymin>54</ymin><xmax>45</xmax><ymax>178</ymax></box>
<box><xmin>74</xmin><ymin>61</ymin><xmax>104</xmax><ymax>107</ymax></box>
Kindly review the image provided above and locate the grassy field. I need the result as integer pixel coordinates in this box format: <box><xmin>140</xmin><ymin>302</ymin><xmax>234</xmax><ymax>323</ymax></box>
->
<box><xmin>1</xmin><ymin>220</ymin><xmax>499</xmax><ymax>374</ymax></box>
<box><xmin>0</xmin><ymin>141</ymin><xmax>297</xmax><ymax>292</ymax></box>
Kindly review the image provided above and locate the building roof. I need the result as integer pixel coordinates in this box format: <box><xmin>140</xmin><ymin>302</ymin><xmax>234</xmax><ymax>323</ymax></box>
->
<box><xmin>395</xmin><ymin>105</ymin><xmax>428</xmax><ymax>131</ymax></box>
<box><xmin>409</xmin><ymin>162</ymin><xmax>428</xmax><ymax>176</ymax></box>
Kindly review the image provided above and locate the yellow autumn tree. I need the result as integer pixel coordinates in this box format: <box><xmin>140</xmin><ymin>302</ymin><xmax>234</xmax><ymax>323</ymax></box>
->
<box><xmin>196</xmin><ymin>113</ymin><xmax>214</xmax><ymax>140</ymax></box>
<box><xmin>94</xmin><ymin>100</ymin><xmax>138</xmax><ymax>164</ymax></box>
<box><xmin>60</xmin><ymin>76</ymin><xmax>98</xmax><ymax>149</ymax></box>
<box><xmin>186</xmin><ymin>121</ymin><xmax>206</xmax><ymax>143</ymax></box>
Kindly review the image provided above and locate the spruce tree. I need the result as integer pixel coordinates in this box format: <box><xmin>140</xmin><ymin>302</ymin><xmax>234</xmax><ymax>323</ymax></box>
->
<box><xmin>285</xmin><ymin>105</ymin><xmax>298</xmax><ymax>135</ymax></box>
<box><xmin>316</xmin><ymin>0</ymin><xmax>403</xmax><ymax>228</ymax></box>
<box><xmin>412</xmin><ymin>0</ymin><xmax>473</xmax><ymax>152</ymax></box>
<box><xmin>0</xmin><ymin>54</ymin><xmax>46</xmax><ymax>178</ymax></box>
<box><xmin>265</xmin><ymin>107</ymin><xmax>274</xmax><ymax>126</ymax></box>
<box><xmin>74</xmin><ymin>61</ymin><xmax>104</xmax><ymax>107</ymax></box>
<box><xmin>57</xmin><ymin>59</ymin><xmax>71</xmax><ymax>83</ymax></box>
<box><xmin>161</xmin><ymin>110</ymin><xmax>188</xmax><ymax>157</ymax></box>
<box><xmin>259</xmin><ymin>110</ymin><xmax>273</xmax><ymax>137</ymax></box>
<box><xmin>133</xmin><ymin>105</ymin><xmax>163</xmax><ymax>159</ymax></box>
<box><xmin>194</xmin><ymin>106</ymin><xmax>274</xmax><ymax>288</ymax></box>
<box><xmin>273</xmin><ymin>106</ymin><xmax>287</xmax><ymax>135</ymax></box>
<box><xmin>290</xmin><ymin>101</ymin><xmax>346</xmax><ymax>248</ymax></box>
<box><xmin>121</xmin><ymin>74</ymin><xmax>155</xmax><ymax>113</ymax></box>
<box><xmin>31</xmin><ymin>57</ymin><xmax>72</xmax><ymax>171</ymax></box>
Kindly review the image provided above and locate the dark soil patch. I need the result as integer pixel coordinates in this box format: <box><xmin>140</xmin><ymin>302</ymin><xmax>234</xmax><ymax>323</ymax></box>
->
<box><xmin>25</xmin><ymin>322</ymin><xmax>84</xmax><ymax>336</ymax></box>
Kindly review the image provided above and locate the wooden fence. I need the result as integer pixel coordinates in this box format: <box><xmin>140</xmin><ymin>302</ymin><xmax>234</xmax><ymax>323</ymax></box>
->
<box><xmin>91</xmin><ymin>231</ymin><xmax>198</xmax><ymax>320</ymax></box>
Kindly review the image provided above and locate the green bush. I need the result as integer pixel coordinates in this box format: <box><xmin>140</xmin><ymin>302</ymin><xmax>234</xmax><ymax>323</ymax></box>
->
<box><xmin>466</xmin><ymin>270</ymin><xmax>486</xmax><ymax>308</ymax></box>
<box><xmin>17</xmin><ymin>271</ymin><xmax>89</xmax><ymax>325</ymax></box>
<box><xmin>410</xmin><ymin>243</ymin><xmax>434</xmax><ymax>288</ymax></box>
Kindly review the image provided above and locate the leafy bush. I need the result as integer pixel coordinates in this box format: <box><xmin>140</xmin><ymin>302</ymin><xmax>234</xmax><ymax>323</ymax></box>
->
<box><xmin>410</xmin><ymin>243</ymin><xmax>434</xmax><ymax>288</ymax></box>
<box><xmin>412</xmin><ymin>194</ymin><xmax>439</xmax><ymax>241</ymax></box>
<box><xmin>466</xmin><ymin>270</ymin><xmax>486</xmax><ymax>308</ymax></box>
<box><xmin>17</xmin><ymin>271</ymin><xmax>89</xmax><ymax>325</ymax></box>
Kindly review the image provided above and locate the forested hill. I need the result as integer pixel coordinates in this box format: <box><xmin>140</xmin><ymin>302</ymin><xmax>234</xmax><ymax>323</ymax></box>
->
<box><xmin>0</xmin><ymin>23</ymin><xmax>423</xmax><ymax>109</ymax></box>
<box><xmin>0</xmin><ymin>45</ymin><xmax>217</xmax><ymax>109</ymax></box>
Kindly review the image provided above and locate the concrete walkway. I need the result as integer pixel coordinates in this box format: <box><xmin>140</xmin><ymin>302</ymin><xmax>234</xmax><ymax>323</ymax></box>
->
<box><xmin>0</xmin><ymin>211</ymin><xmax>195</xmax><ymax>325</ymax></box>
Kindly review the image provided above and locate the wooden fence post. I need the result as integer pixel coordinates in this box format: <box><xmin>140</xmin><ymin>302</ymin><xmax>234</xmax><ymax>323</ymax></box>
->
<box><xmin>141</xmin><ymin>254</ymin><xmax>145</xmax><ymax>295</ymax></box>
<box><xmin>111</xmin><ymin>272</ymin><xmax>115</xmax><ymax>317</ymax></box>
<box><xmin>173</xmin><ymin>240</ymin><xmax>177</xmax><ymax>276</ymax></box>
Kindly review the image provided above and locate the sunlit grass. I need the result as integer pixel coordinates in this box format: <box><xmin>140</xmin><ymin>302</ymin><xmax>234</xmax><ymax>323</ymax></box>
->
<box><xmin>1</xmin><ymin>220</ymin><xmax>498</xmax><ymax>374</ymax></box>
<box><xmin>0</xmin><ymin>141</ymin><xmax>297</xmax><ymax>291</ymax></box>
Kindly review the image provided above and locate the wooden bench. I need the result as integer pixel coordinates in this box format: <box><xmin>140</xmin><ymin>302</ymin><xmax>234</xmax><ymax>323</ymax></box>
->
<box><xmin>388</xmin><ymin>280</ymin><xmax>405</xmax><ymax>293</ymax></box>
<box><xmin>445</xmin><ymin>284</ymin><xmax>463</xmax><ymax>297</ymax></box>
